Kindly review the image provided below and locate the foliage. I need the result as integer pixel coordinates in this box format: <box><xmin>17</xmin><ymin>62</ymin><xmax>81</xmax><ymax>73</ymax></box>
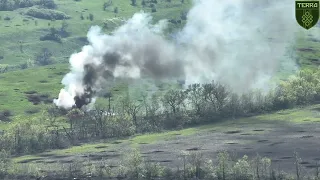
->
<box><xmin>34</xmin><ymin>48</ymin><xmax>54</xmax><ymax>66</ymax></box>
<box><xmin>26</xmin><ymin>8</ymin><xmax>70</xmax><ymax>20</ymax></box>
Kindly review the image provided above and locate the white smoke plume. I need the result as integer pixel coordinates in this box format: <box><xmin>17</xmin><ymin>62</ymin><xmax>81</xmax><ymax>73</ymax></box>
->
<box><xmin>54</xmin><ymin>0</ymin><xmax>301</xmax><ymax>109</ymax></box>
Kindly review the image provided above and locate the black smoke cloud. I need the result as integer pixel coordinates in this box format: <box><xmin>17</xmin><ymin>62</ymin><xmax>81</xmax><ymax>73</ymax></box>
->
<box><xmin>54</xmin><ymin>0</ymin><xmax>302</xmax><ymax>110</ymax></box>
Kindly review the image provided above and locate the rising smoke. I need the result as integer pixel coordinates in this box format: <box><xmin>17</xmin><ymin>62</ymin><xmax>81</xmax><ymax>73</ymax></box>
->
<box><xmin>54</xmin><ymin>0</ymin><xmax>301</xmax><ymax>110</ymax></box>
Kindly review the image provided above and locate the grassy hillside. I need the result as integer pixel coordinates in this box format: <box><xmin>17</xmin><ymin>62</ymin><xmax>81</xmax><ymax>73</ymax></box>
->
<box><xmin>0</xmin><ymin>0</ymin><xmax>189</xmax><ymax>66</ymax></box>
<box><xmin>0</xmin><ymin>0</ymin><xmax>191</xmax><ymax>124</ymax></box>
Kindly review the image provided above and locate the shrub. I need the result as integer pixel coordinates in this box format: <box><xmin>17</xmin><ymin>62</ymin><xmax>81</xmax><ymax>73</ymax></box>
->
<box><xmin>59</xmin><ymin>20</ymin><xmax>70</xmax><ymax>38</ymax></box>
<box><xmin>181</xmin><ymin>10</ymin><xmax>188</xmax><ymax>20</ymax></box>
<box><xmin>131</xmin><ymin>0</ymin><xmax>136</xmax><ymax>6</ymax></box>
<box><xmin>40</xmin><ymin>27</ymin><xmax>62</xmax><ymax>43</ymax></box>
<box><xmin>0</xmin><ymin>110</ymin><xmax>13</xmax><ymax>122</ymax></box>
<box><xmin>0</xmin><ymin>64</ymin><xmax>8</xmax><ymax>73</ymax></box>
<box><xmin>26</xmin><ymin>8</ymin><xmax>70</xmax><ymax>20</ymax></box>
<box><xmin>38</xmin><ymin>0</ymin><xmax>56</xmax><ymax>9</ymax></box>
<box><xmin>3</xmin><ymin>16</ymin><xmax>10</xmax><ymax>21</ymax></box>
<box><xmin>89</xmin><ymin>13</ymin><xmax>94</xmax><ymax>21</ymax></box>
<box><xmin>34</xmin><ymin>48</ymin><xmax>54</xmax><ymax>66</ymax></box>
<box><xmin>25</xmin><ymin>107</ymin><xmax>40</xmax><ymax>114</ymax></box>
<box><xmin>0</xmin><ymin>0</ymin><xmax>36</xmax><ymax>11</ymax></box>
<box><xmin>103</xmin><ymin>0</ymin><xmax>112</xmax><ymax>11</ymax></box>
<box><xmin>19</xmin><ymin>63</ymin><xmax>28</xmax><ymax>70</ymax></box>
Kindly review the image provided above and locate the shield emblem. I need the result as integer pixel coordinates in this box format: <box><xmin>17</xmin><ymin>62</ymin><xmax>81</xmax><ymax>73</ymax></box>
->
<box><xmin>295</xmin><ymin>1</ymin><xmax>319</xmax><ymax>30</ymax></box>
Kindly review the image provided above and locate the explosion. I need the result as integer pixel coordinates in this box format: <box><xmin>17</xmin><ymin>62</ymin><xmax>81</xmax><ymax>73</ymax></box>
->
<box><xmin>54</xmin><ymin>0</ymin><xmax>300</xmax><ymax>110</ymax></box>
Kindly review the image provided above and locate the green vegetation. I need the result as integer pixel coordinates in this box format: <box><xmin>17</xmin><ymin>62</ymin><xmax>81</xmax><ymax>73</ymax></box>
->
<box><xmin>0</xmin><ymin>0</ymin><xmax>320</xmax><ymax>179</ymax></box>
<box><xmin>0</xmin><ymin>64</ymin><xmax>67</xmax><ymax>125</ymax></box>
<box><xmin>25</xmin><ymin>7</ymin><xmax>70</xmax><ymax>20</ymax></box>
<box><xmin>1</xmin><ymin>148</ymin><xmax>318</xmax><ymax>179</ymax></box>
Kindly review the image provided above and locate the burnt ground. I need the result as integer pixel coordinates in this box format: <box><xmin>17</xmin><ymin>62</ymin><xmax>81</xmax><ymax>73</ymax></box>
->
<box><xmin>21</xmin><ymin>119</ymin><xmax>320</xmax><ymax>176</ymax></box>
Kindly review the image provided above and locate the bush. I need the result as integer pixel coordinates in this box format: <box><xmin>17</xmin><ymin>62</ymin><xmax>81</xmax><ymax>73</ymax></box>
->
<box><xmin>181</xmin><ymin>10</ymin><xmax>188</xmax><ymax>20</ymax></box>
<box><xmin>103</xmin><ymin>0</ymin><xmax>112</xmax><ymax>10</ymax></box>
<box><xmin>131</xmin><ymin>0</ymin><xmax>136</xmax><ymax>6</ymax></box>
<box><xmin>25</xmin><ymin>107</ymin><xmax>40</xmax><ymax>114</ymax></box>
<box><xmin>40</xmin><ymin>27</ymin><xmax>62</xmax><ymax>43</ymax></box>
<box><xmin>0</xmin><ymin>0</ymin><xmax>56</xmax><ymax>11</ymax></box>
<box><xmin>34</xmin><ymin>48</ymin><xmax>54</xmax><ymax>66</ymax></box>
<box><xmin>26</xmin><ymin>8</ymin><xmax>70</xmax><ymax>20</ymax></box>
<box><xmin>38</xmin><ymin>0</ymin><xmax>56</xmax><ymax>9</ymax></box>
<box><xmin>89</xmin><ymin>13</ymin><xmax>94</xmax><ymax>21</ymax></box>
<box><xmin>0</xmin><ymin>110</ymin><xmax>13</xmax><ymax>122</ymax></box>
<box><xmin>3</xmin><ymin>16</ymin><xmax>10</xmax><ymax>21</ymax></box>
<box><xmin>0</xmin><ymin>64</ymin><xmax>8</xmax><ymax>73</ymax></box>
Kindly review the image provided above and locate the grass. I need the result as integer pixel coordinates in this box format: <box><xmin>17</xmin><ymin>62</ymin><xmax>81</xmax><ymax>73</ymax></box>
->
<box><xmin>13</xmin><ymin>104</ymin><xmax>320</xmax><ymax>164</ymax></box>
<box><xmin>0</xmin><ymin>0</ymin><xmax>319</xmax><ymax>125</ymax></box>
<box><xmin>0</xmin><ymin>0</ymin><xmax>191</xmax><ymax>126</ymax></box>
<box><xmin>0</xmin><ymin>1</ymin><xmax>319</xmax><ymax>177</ymax></box>
<box><xmin>294</xmin><ymin>27</ymin><xmax>320</xmax><ymax>69</ymax></box>
<box><xmin>0</xmin><ymin>0</ymin><xmax>190</xmax><ymax>66</ymax></box>
<box><xmin>0</xmin><ymin>64</ymin><xmax>67</xmax><ymax>124</ymax></box>
<box><xmin>253</xmin><ymin>104</ymin><xmax>320</xmax><ymax>123</ymax></box>
<box><xmin>130</xmin><ymin>127</ymin><xmax>197</xmax><ymax>144</ymax></box>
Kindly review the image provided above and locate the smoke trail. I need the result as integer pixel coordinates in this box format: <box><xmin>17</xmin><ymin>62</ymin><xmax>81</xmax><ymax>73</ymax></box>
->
<box><xmin>54</xmin><ymin>0</ymin><xmax>301</xmax><ymax>109</ymax></box>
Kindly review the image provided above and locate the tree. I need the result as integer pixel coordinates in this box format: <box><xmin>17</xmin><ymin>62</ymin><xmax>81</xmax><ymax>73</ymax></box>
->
<box><xmin>226</xmin><ymin>93</ymin><xmax>240</xmax><ymax>118</ymax></box>
<box><xmin>89</xmin><ymin>13</ymin><xmax>94</xmax><ymax>21</ymax></box>
<box><xmin>181</xmin><ymin>11</ymin><xmax>187</xmax><ymax>20</ymax></box>
<box><xmin>131</xmin><ymin>0</ymin><xmax>136</xmax><ymax>6</ymax></box>
<box><xmin>141</xmin><ymin>0</ymin><xmax>146</xmax><ymax>7</ymax></box>
<box><xmin>19</xmin><ymin>41</ymin><xmax>23</xmax><ymax>53</ymax></box>
<box><xmin>186</xmin><ymin>83</ymin><xmax>204</xmax><ymax>115</ymax></box>
<box><xmin>151</xmin><ymin>7</ymin><xmax>156</xmax><ymax>12</ymax></box>
<box><xmin>103</xmin><ymin>0</ymin><xmax>112</xmax><ymax>11</ymax></box>
<box><xmin>162</xmin><ymin>89</ymin><xmax>186</xmax><ymax>114</ymax></box>
<box><xmin>123</xmin><ymin>96</ymin><xmax>141</xmax><ymax>129</ymax></box>
<box><xmin>87</xmin><ymin>106</ymin><xmax>107</xmax><ymax>138</ymax></box>
<box><xmin>202</xmin><ymin>81</ymin><xmax>229</xmax><ymax>114</ymax></box>
<box><xmin>35</xmin><ymin>48</ymin><xmax>53</xmax><ymax>66</ymax></box>
<box><xmin>148</xmin><ymin>93</ymin><xmax>161</xmax><ymax>128</ymax></box>
<box><xmin>39</xmin><ymin>0</ymin><xmax>57</xmax><ymax>9</ymax></box>
<box><xmin>240</xmin><ymin>91</ymin><xmax>254</xmax><ymax>115</ymax></box>
<box><xmin>58</xmin><ymin>20</ymin><xmax>70</xmax><ymax>37</ymax></box>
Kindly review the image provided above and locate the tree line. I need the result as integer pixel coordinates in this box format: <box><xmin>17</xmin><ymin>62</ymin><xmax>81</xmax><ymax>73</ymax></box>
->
<box><xmin>0</xmin><ymin>68</ymin><xmax>319</xmax><ymax>156</ymax></box>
